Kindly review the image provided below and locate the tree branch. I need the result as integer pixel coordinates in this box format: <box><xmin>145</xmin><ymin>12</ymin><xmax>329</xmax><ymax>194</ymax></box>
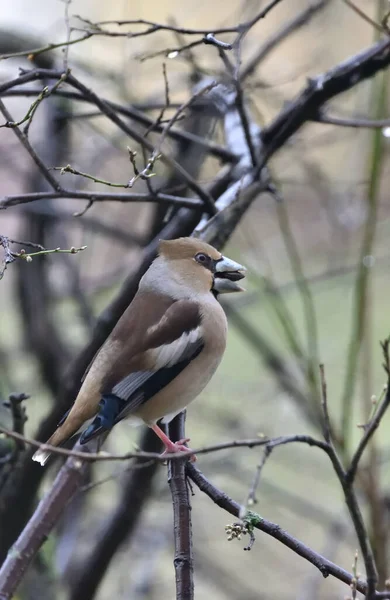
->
<box><xmin>241</xmin><ymin>0</ymin><xmax>329</xmax><ymax>81</ymax></box>
<box><xmin>186</xmin><ymin>464</ymin><xmax>368</xmax><ymax>595</ymax></box>
<box><xmin>0</xmin><ymin>99</ymin><xmax>60</xmax><ymax>191</ymax></box>
<box><xmin>0</xmin><ymin>426</ymin><xmax>331</xmax><ymax>463</ymax></box>
<box><xmin>346</xmin><ymin>339</ymin><xmax>390</xmax><ymax>485</ymax></box>
<box><xmin>168</xmin><ymin>413</ymin><xmax>194</xmax><ymax>600</ymax></box>
<box><xmin>0</xmin><ymin>69</ymin><xmax>216</xmax><ymax>213</ymax></box>
<box><xmin>257</xmin><ymin>37</ymin><xmax>390</xmax><ymax>177</ymax></box>
<box><xmin>0</xmin><ymin>189</ymin><xmax>204</xmax><ymax>210</ymax></box>
<box><xmin>0</xmin><ymin>87</ymin><xmax>238</xmax><ymax>164</ymax></box>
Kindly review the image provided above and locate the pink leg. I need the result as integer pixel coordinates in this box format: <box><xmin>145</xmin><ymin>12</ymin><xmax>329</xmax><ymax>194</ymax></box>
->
<box><xmin>150</xmin><ymin>424</ymin><xmax>196</xmax><ymax>462</ymax></box>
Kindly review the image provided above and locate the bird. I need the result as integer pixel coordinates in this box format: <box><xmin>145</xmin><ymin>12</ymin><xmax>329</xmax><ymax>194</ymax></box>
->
<box><xmin>32</xmin><ymin>237</ymin><xmax>246</xmax><ymax>466</ymax></box>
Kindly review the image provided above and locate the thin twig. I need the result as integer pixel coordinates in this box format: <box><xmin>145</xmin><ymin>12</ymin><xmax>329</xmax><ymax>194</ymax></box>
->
<box><xmin>0</xmin><ymin>99</ymin><xmax>60</xmax><ymax>191</ymax></box>
<box><xmin>62</xmin><ymin>0</ymin><xmax>72</xmax><ymax>70</ymax></box>
<box><xmin>24</xmin><ymin>73</ymin><xmax>68</xmax><ymax>137</ymax></box>
<box><xmin>53</xmin><ymin>163</ymin><xmax>138</xmax><ymax>188</ymax></box>
<box><xmin>0</xmin><ymin>236</ymin><xmax>17</xmax><ymax>280</ymax></box>
<box><xmin>275</xmin><ymin>198</ymin><xmax>321</xmax><ymax>417</ymax></box>
<box><xmin>0</xmin><ymin>235</ymin><xmax>86</xmax><ymax>279</ymax></box>
<box><xmin>0</xmin><ymin>86</ymin><xmax>238</xmax><ymax>164</ymax></box>
<box><xmin>0</xmin><ymin>34</ymin><xmax>92</xmax><ymax>61</ymax></box>
<box><xmin>257</xmin><ymin>37</ymin><xmax>390</xmax><ymax>178</ymax></box>
<box><xmin>313</xmin><ymin>112</ymin><xmax>390</xmax><ymax>128</ymax></box>
<box><xmin>129</xmin><ymin>80</ymin><xmax>218</xmax><ymax>190</ymax></box>
<box><xmin>342</xmin><ymin>0</ymin><xmax>385</xmax><ymax>33</ymax></box>
<box><xmin>245</xmin><ymin>444</ymin><xmax>272</xmax><ymax>506</ymax></box>
<box><xmin>0</xmin><ymin>426</ymin><xmax>329</xmax><ymax>463</ymax></box>
<box><xmin>340</xmin><ymin>65</ymin><xmax>387</xmax><ymax>453</ymax></box>
<box><xmin>319</xmin><ymin>364</ymin><xmax>331</xmax><ymax>443</ymax></box>
<box><xmin>63</xmin><ymin>71</ymin><xmax>217</xmax><ymax>213</ymax></box>
<box><xmin>0</xmin><ymin>190</ymin><xmax>204</xmax><ymax>210</ymax></box>
<box><xmin>241</xmin><ymin>0</ymin><xmax>329</xmax><ymax>81</ymax></box>
<box><xmin>76</xmin><ymin>1</ymin><xmax>284</xmax><ymax>38</ymax></box>
<box><xmin>323</xmin><ymin>442</ymin><xmax>378</xmax><ymax>597</ymax></box>
<box><xmin>0</xmin><ymin>69</ymin><xmax>218</xmax><ymax>212</ymax></box>
<box><xmin>346</xmin><ymin>339</ymin><xmax>390</xmax><ymax>485</ymax></box>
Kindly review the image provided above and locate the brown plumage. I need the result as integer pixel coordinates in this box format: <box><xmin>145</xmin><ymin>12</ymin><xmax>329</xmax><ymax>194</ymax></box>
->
<box><xmin>33</xmin><ymin>237</ymin><xmax>246</xmax><ymax>465</ymax></box>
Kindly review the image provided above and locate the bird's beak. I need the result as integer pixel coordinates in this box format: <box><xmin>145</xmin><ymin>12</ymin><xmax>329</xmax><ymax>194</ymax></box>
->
<box><xmin>213</xmin><ymin>256</ymin><xmax>246</xmax><ymax>294</ymax></box>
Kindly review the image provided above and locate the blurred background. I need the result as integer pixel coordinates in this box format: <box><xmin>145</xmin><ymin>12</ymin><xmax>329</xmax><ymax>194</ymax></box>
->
<box><xmin>1</xmin><ymin>0</ymin><xmax>390</xmax><ymax>598</ymax></box>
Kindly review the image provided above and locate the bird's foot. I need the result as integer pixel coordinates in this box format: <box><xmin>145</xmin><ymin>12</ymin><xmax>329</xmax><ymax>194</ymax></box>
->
<box><xmin>150</xmin><ymin>425</ymin><xmax>197</xmax><ymax>462</ymax></box>
<box><xmin>161</xmin><ymin>437</ymin><xmax>196</xmax><ymax>462</ymax></box>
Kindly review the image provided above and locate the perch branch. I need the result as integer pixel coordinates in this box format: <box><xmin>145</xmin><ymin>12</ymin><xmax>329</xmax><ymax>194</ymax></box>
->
<box><xmin>168</xmin><ymin>413</ymin><xmax>194</xmax><ymax>600</ymax></box>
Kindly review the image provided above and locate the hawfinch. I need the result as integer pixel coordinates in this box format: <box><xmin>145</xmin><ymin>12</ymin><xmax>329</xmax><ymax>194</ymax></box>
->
<box><xmin>33</xmin><ymin>237</ymin><xmax>246</xmax><ymax>466</ymax></box>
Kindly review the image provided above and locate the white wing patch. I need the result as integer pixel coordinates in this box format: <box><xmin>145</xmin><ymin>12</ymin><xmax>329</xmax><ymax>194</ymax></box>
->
<box><xmin>152</xmin><ymin>327</ymin><xmax>202</xmax><ymax>369</ymax></box>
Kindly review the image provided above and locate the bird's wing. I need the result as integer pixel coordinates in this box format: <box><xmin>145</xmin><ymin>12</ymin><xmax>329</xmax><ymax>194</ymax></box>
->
<box><xmin>79</xmin><ymin>298</ymin><xmax>203</xmax><ymax>443</ymax></box>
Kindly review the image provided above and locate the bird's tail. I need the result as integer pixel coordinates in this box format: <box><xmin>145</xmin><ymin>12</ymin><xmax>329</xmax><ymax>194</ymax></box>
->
<box><xmin>32</xmin><ymin>447</ymin><xmax>51</xmax><ymax>467</ymax></box>
<box><xmin>32</xmin><ymin>420</ymin><xmax>79</xmax><ymax>466</ymax></box>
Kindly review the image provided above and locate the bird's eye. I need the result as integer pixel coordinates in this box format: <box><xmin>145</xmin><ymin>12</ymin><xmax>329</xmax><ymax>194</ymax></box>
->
<box><xmin>195</xmin><ymin>252</ymin><xmax>209</xmax><ymax>265</ymax></box>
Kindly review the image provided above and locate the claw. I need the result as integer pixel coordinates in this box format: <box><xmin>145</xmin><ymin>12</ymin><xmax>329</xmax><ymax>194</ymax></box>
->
<box><xmin>150</xmin><ymin>424</ymin><xmax>197</xmax><ymax>462</ymax></box>
<box><xmin>161</xmin><ymin>438</ymin><xmax>196</xmax><ymax>462</ymax></box>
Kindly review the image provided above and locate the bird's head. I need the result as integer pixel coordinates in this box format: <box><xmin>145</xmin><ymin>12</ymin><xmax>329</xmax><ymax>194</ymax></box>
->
<box><xmin>156</xmin><ymin>237</ymin><xmax>246</xmax><ymax>297</ymax></box>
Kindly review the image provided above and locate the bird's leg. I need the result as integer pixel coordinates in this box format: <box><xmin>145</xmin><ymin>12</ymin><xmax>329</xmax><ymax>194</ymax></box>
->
<box><xmin>150</xmin><ymin>424</ymin><xmax>196</xmax><ymax>462</ymax></box>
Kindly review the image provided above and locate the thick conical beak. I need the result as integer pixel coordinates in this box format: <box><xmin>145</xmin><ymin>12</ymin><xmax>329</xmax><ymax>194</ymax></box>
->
<box><xmin>212</xmin><ymin>256</ymin><xmax>246</xmax><ymax>294</ymax></box>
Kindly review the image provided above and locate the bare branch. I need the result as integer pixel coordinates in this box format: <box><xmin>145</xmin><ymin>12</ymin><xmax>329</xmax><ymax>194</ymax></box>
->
<box><xmin>245</xmin><ymin>444</ymin><xmax>272</xmax><ymax>507</ymax></box>
<box><xmin>322</xmin><ymin>441</ymin><xmax>379</xmax><ymax>597</ymax></box>
<box><xmin>257</xmin><ymin>37</ymin><xmax>390</xmax><ymax>177</ymax></box>
<box><xmin>241</xmin><ymin>0</ymin><xmax>329</xmax><ymax>81</ymax></box>
<box><xmin>0</xmin><ymin>69</ymin><xmax>217</xmax><ymax>212</ymax></box>
<box><xmin>77</xmin><ymin>0</ymin><xmax>284</xmax><ymax>38</ymax></box>
<box><xmin>187</xmin><ymin>464</ymin><xmax>368</xmax><ymax>595</ymax></box>
<box><xmin>62</xmin><ymin>0</ymin><xmax>72</xmax><ymax>70</ymax></box>
<box><xmin>0</xmin><ymin>33</ymin><xmax>92</xmax><ymax>61</ymax></box>
<box><xmin>0</xmin><ymin>236</ymin><xmax>17</xmax><ymax>280</ymax></box>
<box><xmin>313</xmin><ymin>112</ymin><xmax>390</xmax><ymax>129</ymax></box>
<box><xmin>319</xmin><ymin>364</ymin><xmax>331</xmax><ymax>443</ymax></box>
<box><xmin>0</xmin><ymin>426</ymin><xmax>329</xmax><ymax>464</ymax></box>
<box><xmin>0</xmin><ymin>98</ymin><xmax>60</xmax><ymax>191</ymax></box>
<box><xmin>342</xmin><ymin>0</ymin><xmax>385</xmax><ymax>33</ymax></box>
<box><xmin>168</xmin><ymin>414</ymin><xmax>194</xmax><ymax>600</ymax></box>
<box><xmin>63</xmin><ymin>71</ymin><xmax>217</xmax><ymax>213</ymax></box>
<box><xmin>346</xmin><ymin>340</ymin><xmax>390</xmax><ymax>485</ymax></box>
<box><xmin>0</xmin><ymin>87</ymin><xmax>237</xmax><ymax>164</ymax></box>
<box><xmin>0</xmin><ymin>190</ymin><xmax>204</xmax><ymax>210</ymax></box>
<box><xmin>0</xmin><ymin>235</ymin><xmax>86</xmax><ymax>279</ymax></box>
